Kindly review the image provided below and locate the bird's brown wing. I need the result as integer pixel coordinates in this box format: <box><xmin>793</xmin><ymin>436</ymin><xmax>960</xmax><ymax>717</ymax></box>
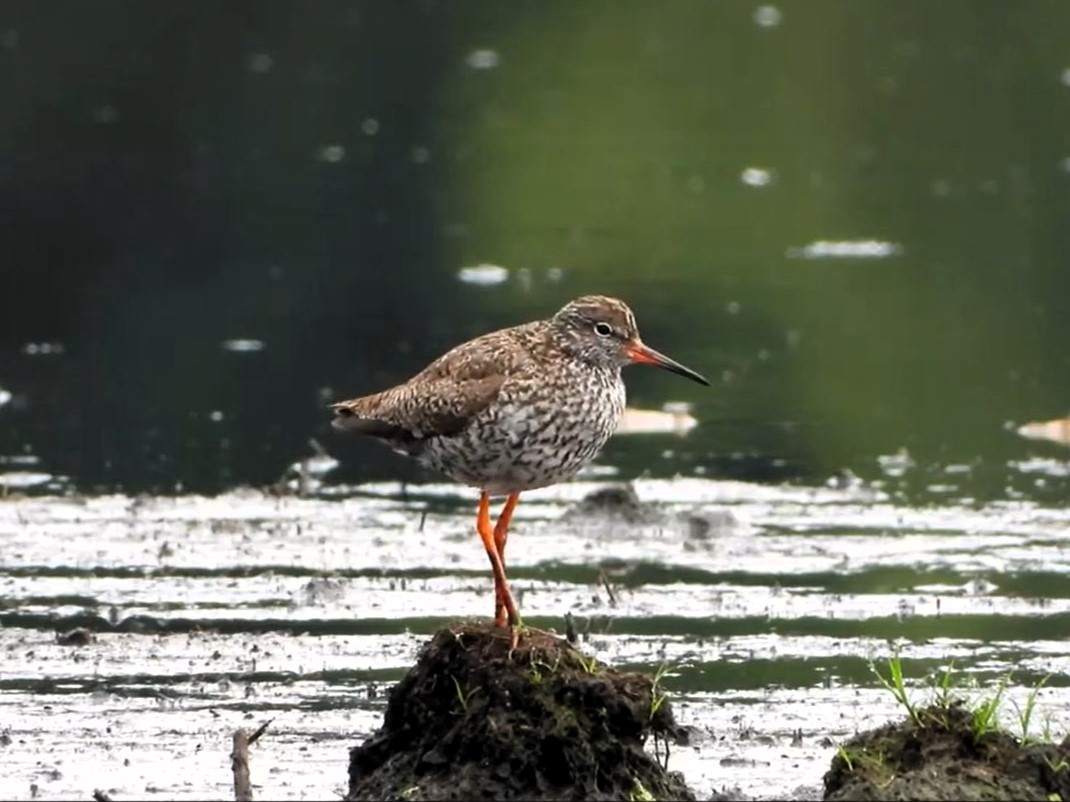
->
<box><xmin>331</xmin><ymin>323</ymin><xmax>539</xmax><ymax>443</ymax></box>
<box><xmin>331</xmin><ymin>373</ymin><xmax>505</xmax><ymax>442</ymax></box>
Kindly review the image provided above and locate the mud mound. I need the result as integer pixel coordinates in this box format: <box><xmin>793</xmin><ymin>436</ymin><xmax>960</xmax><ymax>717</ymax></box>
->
<box><xmin>823</xmin><ymin>702</ymin><xmax>1070</xmax><ymax>801</ymax></box>
<box><xmin>562</xmin><ymin>483</ymin><xmax>663</xmax><ymax>525</ymax></box>
<box><xmin>348</xmin><ymin>621</ymin><xmax>694</xmax><ymax>801</ymax></box>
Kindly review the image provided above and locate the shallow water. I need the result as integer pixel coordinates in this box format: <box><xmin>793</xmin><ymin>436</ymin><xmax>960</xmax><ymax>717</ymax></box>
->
<box><xmin>3</xmin><ymin>2</ymin><xmax>1070</xmax><ymax>797</ymax></box>
<box><xmin>3</xmin><ymin>470</ymin><xmax>1069</xmax><ymax>801</ymax></box>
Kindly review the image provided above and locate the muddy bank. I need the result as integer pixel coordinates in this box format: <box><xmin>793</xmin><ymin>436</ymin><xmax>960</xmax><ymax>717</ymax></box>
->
<box><xmin>347</xmin><ymin>621</ymin><xmax>694</xmax><ymax>801</ymax></box>
<box><xmin>824</xmin><ymin>702</ymin><xmax>1070</xmax><ymax>801</ymax></box>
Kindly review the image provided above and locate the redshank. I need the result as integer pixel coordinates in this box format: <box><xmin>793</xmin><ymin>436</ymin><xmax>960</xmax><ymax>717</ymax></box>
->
<box><xmin>331</xmin><ymin>295</ymin><xmax>708</xmax><ymax>646</ymax></box>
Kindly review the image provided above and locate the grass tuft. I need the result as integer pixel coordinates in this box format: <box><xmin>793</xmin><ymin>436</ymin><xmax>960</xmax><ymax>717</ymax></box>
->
<box><xmin>970</xmin><ymin>673</ymin><xmax>1009</xmax><ymax>742</ymax></box>
<box><xmin>1013</xmin><ymin>674</ymin><xmax>1050</xmax><ymax>745</ymax></box>
<box><xmin>648</xmin><ymin>662</ymin><xmax>672</xmax><ymax>721</ymax></box>
<box><xmin>450</xmin><ymin>674</ymin><xmax>481</xmax><ymax>713</ymax></box>
<box><xmin>870</xmin><ymin>649</ymin><xmax>921</xmax><ymax>726</ymax></box>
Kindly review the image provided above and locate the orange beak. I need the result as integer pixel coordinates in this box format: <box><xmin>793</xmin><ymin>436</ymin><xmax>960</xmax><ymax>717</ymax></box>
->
<box><xmin>625</xmin><ymin>341</ymin><xmax>710</xmax><ymax>386</ymax></box>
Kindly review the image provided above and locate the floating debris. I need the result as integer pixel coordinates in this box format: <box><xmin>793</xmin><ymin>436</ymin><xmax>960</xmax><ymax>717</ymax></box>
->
<box><xmin>575</xmin><ymin>462</ymin><xmax>619</xmax><ymax>479</ymax></box>
<box><xmin>457</xmin><ymin>263</ymin><xmax>508</xmax><ymax>286</ymax></box>
<box><xmin>877</xmin><ymin>448</ymin><xmax>916</xmax><ymax>477</ymax></box>
<box><xmin>753</xmin><ymin>5</ymin><xmax>783</xmax><ymax>27</ymax></box>
<box><xmin>21</xmin><ymin>342</ymin><xmax>65</xmax><ymax>356</ymax></box>
<box><xmin>317</xmin><ymin>144</ymin><xmax>346</xmax><ymax>163</ymax></box>
<box><xmin>616</xmin><ymin>403</ymin><xmax>698</xmax><ymax>437</ymax></box>
<box><xmin>740</xmin><ymin>166</ymin><xmax>776</xmax><ymax>187</ymax></box>
<box><xmin>786</xmin><ymin>239</ymin><xmax>902</xmax><ymax>260</ymax></box>
<box><xmin>0</xmin><ymin>387</ymin><xmax>10</xmax><ymax>408</ymax></box>
<box><xmin>221</xmin><ymin>339</ymin><xmax>266</xmax><ymax>353</ymax></box>
<box><xmin>1016</xmin><ymin>416</ymin><xmax>1070</xmax><ymax>448</ymax></box>
<box><xmin>0</xmin><ymin>471</ymin><xmax>53</xmax><ymax>489</ymax></box>
<box><xmin>465</xmin><ymin>49</ymin><xmax>500</xmax><ymax>70</ymax></box>
<box><xmin>1010</xmin><ymin>457</ymin><xmax>1070</xmax><ymax>477</ymax></box>
<box><xmin>0</xmin><ymin>454</ymin><xmax>38</xmax><ymax>466</ymax></box>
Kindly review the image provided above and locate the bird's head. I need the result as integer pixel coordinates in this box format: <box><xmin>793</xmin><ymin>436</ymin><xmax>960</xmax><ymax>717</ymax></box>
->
<box><xmin>551</xmin><ymin>295</ymin><xmax>709</xmax><ymax>385</ymax></box>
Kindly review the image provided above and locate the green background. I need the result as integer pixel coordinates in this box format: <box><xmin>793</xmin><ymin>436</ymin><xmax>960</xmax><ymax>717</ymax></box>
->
<box><xmin>0</xmin><ymin>0</ymin><xmax>1067</xmax><ymax>497</ymax></box>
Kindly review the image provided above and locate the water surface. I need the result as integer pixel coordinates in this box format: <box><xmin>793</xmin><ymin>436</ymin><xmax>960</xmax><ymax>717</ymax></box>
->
<box><xmin>3</xmin><ymin>468</ymin><xmax>1069</xmax><ymax>800</ymax></box>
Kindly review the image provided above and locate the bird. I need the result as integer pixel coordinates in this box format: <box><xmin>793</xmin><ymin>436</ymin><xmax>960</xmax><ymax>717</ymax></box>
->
<box><xmin>330</xmin><ymin>295</ymin><xmax>709</xmax><ymax>647</ymax></box>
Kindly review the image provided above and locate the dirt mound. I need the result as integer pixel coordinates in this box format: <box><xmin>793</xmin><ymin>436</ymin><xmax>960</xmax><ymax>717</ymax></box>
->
<box><xmin>348</xmin><ymin>621</ymin><xmax>695</xmax><ymax>801</ymax></box>
<box><xmin>823</xmin><ymin>702</ymin><xmax>1070</xmax><ymax>801</ymax></box>
<box><xmin>561</xmin><ymin>483</ymin><xmax>664</xmax><ymax>525</ymax></box>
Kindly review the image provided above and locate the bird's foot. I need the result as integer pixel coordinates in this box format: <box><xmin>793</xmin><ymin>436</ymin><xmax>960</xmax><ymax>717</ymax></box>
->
<box><xmin>506</xmin><ymin>614</ymin><xmax>524</xmax><ymax>656</ymax></box>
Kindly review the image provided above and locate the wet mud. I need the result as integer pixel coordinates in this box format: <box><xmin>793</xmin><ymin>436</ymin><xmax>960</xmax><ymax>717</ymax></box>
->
<box><xmin>347</xmin><ymin>622</ymin><xmax>694</xmax><ymax>801</ymax></box>
<box><xmin>824</xmin><ymin>702</ymin><xmax>1070</xmax><ymax>801</ymax></box>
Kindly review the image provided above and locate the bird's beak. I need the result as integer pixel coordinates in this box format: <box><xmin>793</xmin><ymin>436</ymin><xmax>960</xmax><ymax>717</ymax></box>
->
<box><xmin>626</xmin><ymin>340</ymin><xmax>710</xmax><ymax>386</ymax></box>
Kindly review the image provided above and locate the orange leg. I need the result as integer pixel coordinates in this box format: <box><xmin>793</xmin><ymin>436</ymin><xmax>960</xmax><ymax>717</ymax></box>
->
<box><xmin>477</xmin><ymin>491</ymin><xmax>520</xmax><ymax>648</ymax></box>
<box><xmin>492</xmin><ymin>492</ymin><xmax>521</xmax><ymax>626</ymax></box>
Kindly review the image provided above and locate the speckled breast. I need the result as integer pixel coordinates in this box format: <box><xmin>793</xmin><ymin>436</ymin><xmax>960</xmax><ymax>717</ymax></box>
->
<box><xmin>419</xmin><ymin>364</ymin><xmax>625</xmax><ymax>495</ymax></box>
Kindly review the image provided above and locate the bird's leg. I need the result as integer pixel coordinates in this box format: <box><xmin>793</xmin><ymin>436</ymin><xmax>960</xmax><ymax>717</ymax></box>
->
<box><xmin>477</xmin><ymin>491</ymin><xmax>502</xmax><ymax>607</ymax></box>
<box><xmin>492</xmin><ymin>492</ymin><xmax>521</xmax><ymax>627</ymax></box>
<box><xmin>477</xmin><ymin>491</ymin><xmax>520</xmax><ymax>648</ymax></box>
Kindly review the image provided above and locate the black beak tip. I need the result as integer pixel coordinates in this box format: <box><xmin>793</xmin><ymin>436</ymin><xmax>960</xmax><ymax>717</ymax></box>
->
<box><xmin>664</xmin><ymin>361</ymin><xmax>710</xmax><ymax>387</ymax></box>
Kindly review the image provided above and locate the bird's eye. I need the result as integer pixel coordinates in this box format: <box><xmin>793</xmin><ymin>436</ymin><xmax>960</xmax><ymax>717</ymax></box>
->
<box><xmin>594</xmin><ymin>322</ymin><xmax>613</xmax><ymax>337</ymax></box>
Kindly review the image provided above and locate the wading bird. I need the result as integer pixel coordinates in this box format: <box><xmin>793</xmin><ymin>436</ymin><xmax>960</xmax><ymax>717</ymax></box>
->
<box><xmin>331</xmin><ymin>295</ymin><xmax>709</xmax><ymax>646</ymax></box>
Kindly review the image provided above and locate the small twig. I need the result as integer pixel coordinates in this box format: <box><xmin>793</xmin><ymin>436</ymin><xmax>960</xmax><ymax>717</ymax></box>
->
<box><xmin>92</xmin><ymin>790</ymin><xmax>113</xmax><ymax>802</ymax></box>
<box><xmin>598</xmin><ymin>569</ymin><xmax>617</xmax><ymax>608</ymax></box>
<box><xmin>248</xmin><ymin>717</ymin><xmax>273</xmax><ymax>746</ymax></box>
<box><xmin>231</xmin><ymin>719</ymin><xmax>271</xmax><ymax>802</ymax></box>
<box><xmin>564</xmin><ymin>612</ymin><xmax>577</xmax><ymax>644</ymax></box>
